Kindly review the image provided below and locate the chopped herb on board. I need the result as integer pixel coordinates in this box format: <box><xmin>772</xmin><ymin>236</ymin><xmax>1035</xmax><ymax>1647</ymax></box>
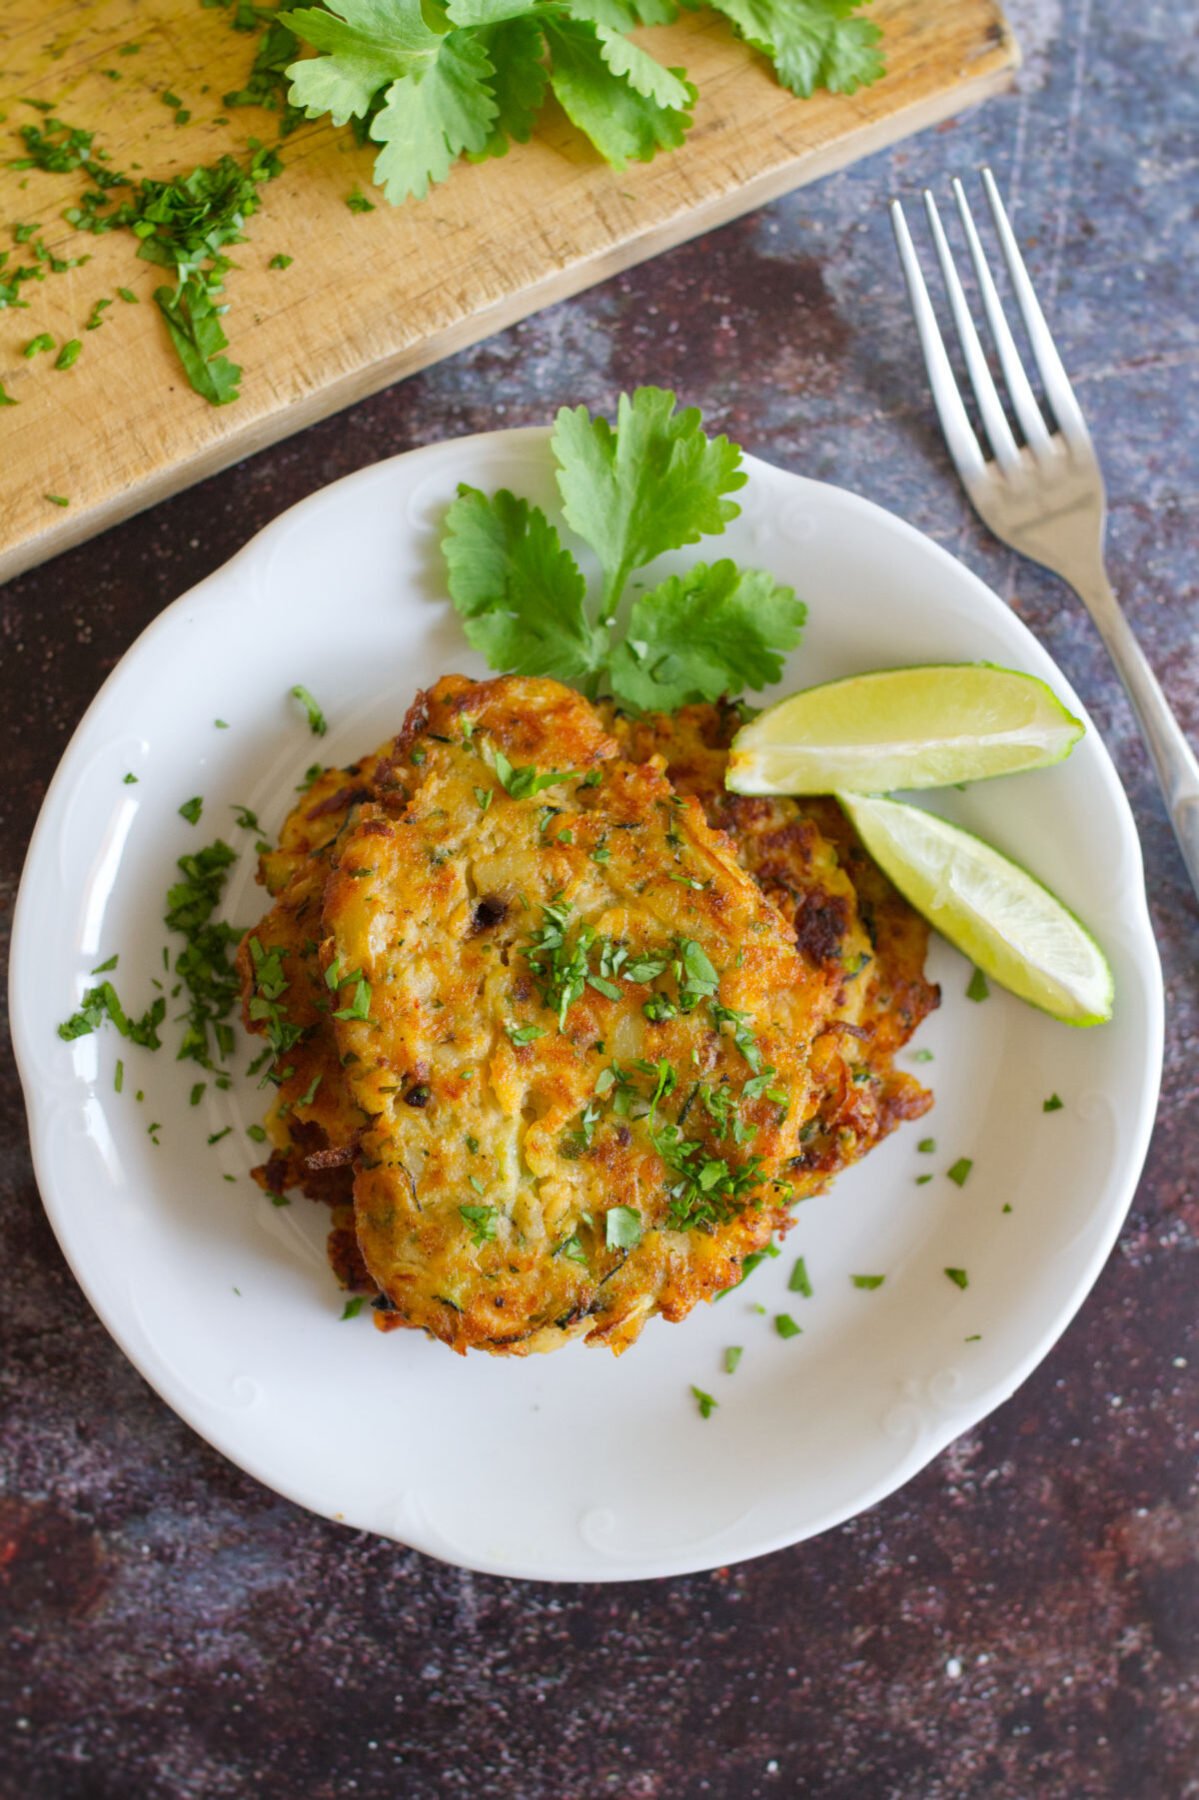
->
<box><xmin>55</xmin><ymin>339</ymin><xmax>82</xmax><ymax>369</ymax></box>
<box><xmin>0</xmin><ymin>382</ymin><xmax>16</xmax><ymax>405</ymax></box>
<box><xmin>23</xmin><ymin>332</ymin><xmax>54</xmax><ymax>356</ymax></box>
<box><xmin>44</xmin><ymin>494</ymin><xmax>69</xmax><ymax>507</ymax></box>
<box><xmin>269</xmin><ymin>253</ymin><xmax>293</xmax><ymax>269</ymax></box>
<box><xmin>346</xmin><ymin>188</ymin><xmax>375</xmax><ymax>213</ymax></box>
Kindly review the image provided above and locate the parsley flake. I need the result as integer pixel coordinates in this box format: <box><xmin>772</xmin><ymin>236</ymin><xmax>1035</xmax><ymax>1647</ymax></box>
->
<box><xmin>774</xmin><ymin>1313</ymin><xmax>802</xmax><ymax>1340</ymax></box>
<box><xmin>178</xmin><ymin>795</ymin><xmax>204</xmax><ymax>825</ymax></box>
<box><xmin>290</xmin><ymin>684</ymin><xmax>327</xmax><ymax>736</ymax></box>
<box><xmin>788</xmin><ymin>1256</ymin><xmax>812</xmax><ymax>1297</ymax></box>
<box><xmin>966</xmin><ymin>968</ymin><xmax>990</xmax><ymax>1002</ymax></box>
<box><xmin>945</xmin><ymin>1267</ymin><xmax>970</xmax><ymax>1290</ymax></box>
<box><xmin>1043</xmin><ymin>1093</ymin><xmax>1064</xmax><ymax>1113</ymax></box>
<box><xmin>340</xmin><ymin>1296</ymin><xmax>366</xmax><ymax>1320</ymax></box>
<box><xmin>851</xmin><ymin>1274</ymin><xmax>885</xmax><ymax>1290</ymax></box>
<box><xmin>605</xmin><ymin>1205</ymin><xmax>642</xmax><ymax>1251</ymax></box>
<box><xmin>724</xmin><ymin>1346</ymin><xmax>743</xmax><ymax>1375</ymax></box>
<box><xmin>947</xmin><ymin>1158</ymin><xmax>974</xmax><ymax>1188</ymax></box>
<box><xmin>691</xmin><ymin>1385</ymin><xmax>718</xmax><ymax>1420</ymax></box>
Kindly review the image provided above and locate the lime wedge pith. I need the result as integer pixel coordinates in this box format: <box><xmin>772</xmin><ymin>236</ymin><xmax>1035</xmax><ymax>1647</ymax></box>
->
<box><xmin>837</xmin><ymin>794</ymin><xmax>1113</xmax><ymax>1027</ymax></box>
<box><xmin>727</xmin><ymin>663</ymin><xmax>1084</xmax><ymax>795</ymax></box>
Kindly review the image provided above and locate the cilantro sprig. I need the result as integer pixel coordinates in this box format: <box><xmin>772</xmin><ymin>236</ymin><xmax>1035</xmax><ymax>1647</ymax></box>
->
<box><xmin>443</xmin><ymin>388</ymin><xmax>806</xmax><ymax>712</ymax></box>
<box><xmin>281</xmin><ymin>0</ymin><xmax>883</xmax><ymax>206</ymax></box>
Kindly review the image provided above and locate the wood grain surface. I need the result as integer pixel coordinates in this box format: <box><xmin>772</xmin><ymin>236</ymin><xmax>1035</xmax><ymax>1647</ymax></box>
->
<box><xmin>0</xmin><ymin>0</ymin><xmax>1017</xmax><ymax>583</ymax></box>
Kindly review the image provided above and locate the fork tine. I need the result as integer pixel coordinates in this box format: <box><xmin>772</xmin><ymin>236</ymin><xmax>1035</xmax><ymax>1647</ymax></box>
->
<box><xmin>889</xmin><ymin>200</ymin><xmax>986</xmax><ymax>486</ymax></box>
<box><xmin>980</xmin><ymin>167</ymin><xmax>1093</xmax><ymax>451</ymax></box>
<box><xmin>951</xmin><ymin>177</ymin><xmax>1053</xmax><ymax>457</ymax></box>
<box><xmin>922</xmin><ymin>189</ymin><xmax>1021</xmax><ymax>473</ymax></box>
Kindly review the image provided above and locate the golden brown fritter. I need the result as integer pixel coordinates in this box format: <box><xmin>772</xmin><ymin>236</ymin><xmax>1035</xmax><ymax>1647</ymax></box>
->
<box><xmin>603</xmin><ymin>701</ymin><xmax>939</xmax><ymax>1191</ymax></box>
<box><xmin>321</xmin><ymin>675</ymin><xmax>844</xmax><ymax>1355</ymax></box>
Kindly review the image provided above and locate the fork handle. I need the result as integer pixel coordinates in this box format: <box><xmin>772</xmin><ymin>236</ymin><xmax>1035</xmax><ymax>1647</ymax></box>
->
<box><xmin>1076</xmin><ymin>565</ymin><xmax>1199</xmax><ymax>901</ymax></box>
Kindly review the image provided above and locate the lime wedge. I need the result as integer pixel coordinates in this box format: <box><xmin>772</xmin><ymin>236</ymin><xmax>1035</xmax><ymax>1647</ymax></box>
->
<box><xmin>837</xmin><ymin>794</ymin><xmax>1113</xmax><ymax>1026</ymax></box>
<box><xmin>727</xmin><ymin>664</ymin><xmax>1084</xmax><ymax>795</ymax></box>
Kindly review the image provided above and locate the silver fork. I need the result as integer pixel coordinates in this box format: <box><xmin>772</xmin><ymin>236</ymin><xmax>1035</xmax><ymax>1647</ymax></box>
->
<box><xmin>891</xmin><ymin>167</ymin><xmax>1199</xmax><ymax>902</ymax></box>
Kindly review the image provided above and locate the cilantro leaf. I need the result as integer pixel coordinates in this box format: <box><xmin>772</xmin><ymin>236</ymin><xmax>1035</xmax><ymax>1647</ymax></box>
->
<box><xmin>608</xmin><ymin>559</ymin><xmax>805</xmax><ymax>709</ymax></box>
<box><xmin>468</xmin><ymin>16</ymin><xmax>548</xmax><ymax>158</ymax></box>
<box><xmin>441</xmin><ymin>387</ymin><xmax>805</xmax><ymax>711</ymax></box>
<box><xmin>705</xmin><ymin>0</ymin><xmax>885</xmax><ymax>97</ymax></box>
<box><xmin>443</xmin><ymin>484</ymin><xmax>607</xmax><ymax>684</ymax></box>
<box><xmin>370</xmin><ymin>30</ymin><xmax>499</xmax><ymax>203</ymax></box>
<box><xmin>552</xmin><ymin>387</ymin><xmax>745</xmax><ymax>609</ymax></box>
<box><xmin>544</xmin><ymin>17</ymin><xmax>694</xmax><ymax>175</ymax></box>
<box><xmin>282</xmin><ymin>2</ymin><xmax>440</xmax><ymax>124</ymax></box>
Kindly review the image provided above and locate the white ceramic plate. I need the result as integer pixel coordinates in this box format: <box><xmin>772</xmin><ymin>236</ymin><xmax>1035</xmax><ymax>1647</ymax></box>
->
<box><xmin>11</xmin><ymin>430</ymin><xmax>1163</xmax><ymax>1582</ymax></box>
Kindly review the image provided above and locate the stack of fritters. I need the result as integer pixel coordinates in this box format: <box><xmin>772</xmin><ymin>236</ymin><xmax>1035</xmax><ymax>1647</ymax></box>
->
<box><xmin>239</xmin><ymin>675</ymin><xmax>938</xmax><ymax>1356</ymax></box>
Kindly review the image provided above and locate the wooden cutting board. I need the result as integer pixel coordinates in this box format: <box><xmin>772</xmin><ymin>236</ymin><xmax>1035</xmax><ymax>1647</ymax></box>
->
<box><xmin>0</xmin><ymin>0</ymin><xmax>1017</xmax><ymax>584</ymax></box>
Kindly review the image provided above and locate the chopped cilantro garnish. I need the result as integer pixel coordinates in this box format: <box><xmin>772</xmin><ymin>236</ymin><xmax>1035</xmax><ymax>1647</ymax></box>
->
<box><xmin>123</xmin><ymin>772</ymin><xmax>138</xmax><ymax>784</ymax></box>
<box><xmin>331</xmin><ymin>973</ymin><xmax>371</xmax><ymax>1022</ymax></box>
<box><xmin>290</xmin><ymin>684</ymin><xmax>327</xmax><ymax>736</ymax></box>
<box><xmin>691</xmin><ymin>1386</ymin><xmax>718</xmax><ymax>1420</ymax></box>
<box><xmin>774</xmin><ymin>1313</ymin><xmax>802</xmax><ymax>1340</ymax></box>
<box><xmin>246</xmin><ymin>1123</ymin><xmax>268</xmax><ymax>1143</ymax></box>
<box><xmin>557</xmin><ymin>1233</ymin><xmax>589</xmax><ymax>1268</ymax></box>
<box><xmin>966</xmin><ymin>968</ymin><xmax>990</xmax><ymax>1002</ymax></box>
<box><xmin>117</xmin><ymin>286</ymin><xmax>138</xmax><ymax>303</ymax></box>
<box><xmin>346</xmin><ymin>188</ymin><xmax>375</xmax><ymax>213</ymax></box>
<box><xmin>1043</xmin><ymin>1093</ymin><xmax>1064</xmax><ymax>1113</ymax></box>
<box><xmin>918</xmin><ymin>1138</ymin><xmax>935</xmax><ymax>1154</ymax></box>
<box><xmin>788</xmin><ymin>1256</ymin><xmax>812</xmax><ymax>1297</ymax></box>
<box><xmin>114</xmin><ymin>1059</ymin><xmax>124</xmax><ymax>1093</ymax></box>
<box><xmin>947</xmin><ymin>1158</ymin><xmax>973</xmax><ymax>1188</ymax></box>
<box><xmin>507</xmin><ymin>1022</ymin><xmax>546</xmax><ymax>1045</ymax></box>
<box><xmin>55</xmin><ymin>339</ymin><xmax>81</xmax><ymax>369</ymax></box>
<box><xmin>945</xmin><ymin>1267</ymin><xmax>970</xmax><ymax>1290</ymax></box>
<box><xmin>189</xmin><ymin>1082</ymin><xmax>206</xmax><ymax>1106</ymax></box>
<box><xmin>58</xmin><ymin>980</ymin><xmax>165</xmax><ymax>1048</ymax></box>
<box><xmin>85</xmin><ymin>297</ymin><xmax>112</xmax><ymax>331</ymax></box>
<box><xmin>965</xmin><ymin>1333</ymin><xmax>982</xmax><ymax>1342</ymax></box>
<box><xmin>605</xmin><ymin>1205</ymin><xmax>641</xmax><ymax>1251</ymax></box>
<box><xmin>178</xmin><ymin>795</ymin><xmax>204</xmax><ymax>825</ymax></box>
<box><xmin>23</xmin><ymin>332</ymin><xmax>54</xmax><ymax>357</ymax></box>
<box><xmin>44</xmin><ymin>494</ymin><xmax>70</xmax><ymax>507</ymax></box>
<box><xmin>340</xmin><ymin>1296</ymin><xmax>366</xmax><ymax>1320</ymax></box>
<box><xmin>912</xmin><ymin>1048</ymin><xmax>934</xmax><ymax>1062</ymax></box>
<box><xmin>0</xmin><ymin>382</ymin><xmax>17</xmax><ymax>406</ymax></box>
<box><xmin>492</xmin><ymin>747</ymin><xmax>579</xmax><ymax>800</ymax></box>
<box><xmin>915</xmin><ymin>1174</ymin><xmax>933</xmax><ymax>1186</ymax></box>
<box><xmin>715</xmin><ymin>1240</ymin><xmax>779</xmax><ymax>1299</ymax></box>
<box><xmin>724</xmin><ymin>1346</ymin><xmax>743</xmax><ymax>1375</ymax></box>
<box><xmin>270</xmin><ymin>1192</ymin><xmax>290</xmax><ymax>1206</ymax></box>
<box><xmin>269</xmin><ymin>253</ymin><xmax>293</xmax><ymax>269</ymax></box>
<box><xmin>91</xmin><ymin>954</ymin><xmax>118</xmax><ymax>974</ymax></box>
<box><xmin>207</xmin><ymin>1126</ymin><xmax>232</xmax><ymax>1145</ymax></box>
<box><xmin>851</xmin><ymin>1274</ymin><xmax>885</xmax><ymax>1290</ymax></box>
<box><xmin>459</xmin><ymin>1203</ymin><xmax>498</xmax><ymax>1247</ymax></box>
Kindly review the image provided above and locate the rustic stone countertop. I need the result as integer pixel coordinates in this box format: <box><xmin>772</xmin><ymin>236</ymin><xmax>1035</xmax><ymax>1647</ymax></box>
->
<box><xmin>2</xmin><ymin>3</ymin><xmax>1195</xmax><ymax>1795</ymax></box>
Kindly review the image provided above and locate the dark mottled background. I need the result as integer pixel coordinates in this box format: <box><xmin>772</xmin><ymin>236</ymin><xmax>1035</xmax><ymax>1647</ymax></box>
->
<box><xmin>2</xmin><ymin>3</ymin><xmax>1196</xmax><ymax>1796</ymax></box>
